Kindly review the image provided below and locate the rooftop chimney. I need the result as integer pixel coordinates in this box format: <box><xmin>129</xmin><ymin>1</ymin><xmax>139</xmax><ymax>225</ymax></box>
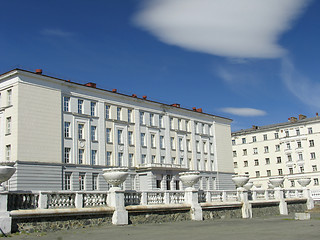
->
<box><xmin>132</xmin><ymin>94</ymin><xmax>137</xmax><ymax>98</ymax></box>
<box><xmin>298</xmin><ymin>114</ymin><xmax>306</xmax><ymax>120</ymax></box>
<box><xmin>35</xmin><ymin>69</ymin><xmax>42</xmax><ymax>74</ymax></box>
<box><xmin>142</xmin><ymin>95</ymin><xmax>147</xmax><ymax>100</ymax></box>
<box><xmin>196</xmin><ymin>108</ymin><xmax>202</xmax><ymax>113</ymax></box>
<box><xmin>192</xmin><ymin>107</ymin><xmax>197</xmax><ymax>111</ymax></box>
<box><xmin>252</xmin><ymin>125</ymin><xmax>258</xmax><ymax>130</ymax></box>
<box><xmin>289</xmin><ymin>117</ymin><xmax>297</xmax><ymax>123</ymax></box>
<box><xmin>112</xmin><ymin>89</ymin><xmax>117</xmax><ymax>93</ymax></box>
<box><xmin>84</xmin><ymin>82</ymin><xmax>96</xmax><ymax>88</ymax></box>
<box><xmin>316</xmin><ymin>113</ymin><xmax>319</xmax><ymax>117</ymax></box>
<box><xmin>171</xmin><ymin>103</ymin><xmax>180</xmax><ymax>108</ymax></box>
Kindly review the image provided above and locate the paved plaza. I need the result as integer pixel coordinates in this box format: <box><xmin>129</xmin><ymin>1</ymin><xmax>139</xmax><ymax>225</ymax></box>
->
<box><xmin>8</xmin><ymin>213</ymin><xmax>320</xmax><ymax>240</ymax></box>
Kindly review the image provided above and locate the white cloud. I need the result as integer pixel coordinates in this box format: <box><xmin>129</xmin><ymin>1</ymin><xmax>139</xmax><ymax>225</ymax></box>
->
<box><xmin>281</xmin><ymin>57</ymin><xmax>320</xmax><ymax>109</ymax></box>
<box><xmin>41</xmin><ymin>29</ymin><xmax>74</xmax><ymax>37</ymax></box>
<box><xmin>221</xmin><ymin>107</ymin><xmax>267</xmax><ymax>117</ymax></box>
<box><xmin>133</xmin><ymin>0</ymin><xmax>310</xmax><ymax>58</ymax></box>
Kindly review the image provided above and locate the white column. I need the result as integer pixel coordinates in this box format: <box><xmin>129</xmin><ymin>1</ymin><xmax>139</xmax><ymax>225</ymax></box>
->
<box><xmin>0</xmin><ymin>193</ymin><xmax>11</xmax><ymax>234</ymax></box>
<box><xmin>274</xmin><ymin>188</ymin><xmax>288</xmax><ymax>215</ymax></box>
<box><xmin>184</xmin><ymin>188</ymin><xmax>202</xmax><ymax>221</ymax></box>
<box><xmin>107</xmin><ymin>187</ymin><xmax>128</xmax><ymax>225</ymax></box>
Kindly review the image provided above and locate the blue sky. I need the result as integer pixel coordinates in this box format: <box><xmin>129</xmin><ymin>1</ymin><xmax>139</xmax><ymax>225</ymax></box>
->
<box><xmin>1</xmin><ymin>0</ymin><xmax>319</xmax><ymax>131</ymax></box>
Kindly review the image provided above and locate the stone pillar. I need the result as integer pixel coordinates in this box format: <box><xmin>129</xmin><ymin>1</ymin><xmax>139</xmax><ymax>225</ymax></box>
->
<box><xmin>303</xmin><ymin>187</ymin><xmax>314</xmax><ymax>210</ymax></box>
<box><xmin>75</xmin><ymin>192</ymin><xmax>83</xmax><ymax>208</ymax></box>
<box><xmin>0</xmin><ymin>193</ymin><xmax>11</xmax><ymax>234</ymax></box>
<box><xmin>274</xmin><ymin>188</ymin><xmax>288</xmax><ymax>215</ymax></box>
<box><xmin>184</xmin><ymin>188</ymin><xmax>202</xmax><ymax>221</ymax></box>
<box><xmin>238</xmin><ymin>188</ymin><xmax>252</xmax><ymax>219</ymax></box>
<box><xmin>108</xmin><ymin>187</ymin><xmax>128</xmax><ymax>225</ymax></box>
<box><xmin>38</xmin><ymin>192</ymin><xmax>48</xmax><ymax>209</ymax></box>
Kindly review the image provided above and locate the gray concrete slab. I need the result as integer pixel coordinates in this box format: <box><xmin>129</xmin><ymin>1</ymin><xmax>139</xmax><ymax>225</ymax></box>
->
<box><xmin>8</xmin><ymin>213</ymin><xmax>320</xmax><ymax>240</ymax></box>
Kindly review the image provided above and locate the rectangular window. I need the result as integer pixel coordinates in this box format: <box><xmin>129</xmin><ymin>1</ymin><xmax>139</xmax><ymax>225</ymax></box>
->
<box><xmin>232</xmin><ymin>139</ymin><xmax>236</xmax><ymax>145</ymax></box>
<box><xmin>244</xmin><ymin>161</ymin><xmax>248</xmax><ymax>167</ymax></box>
<box><xmin>264</xmin><ymin>146</ymin><xmax>269</xmax><ymax>153</ymax></box>
<box><xmin>151</xmin><ymin>134</ymin><xmax>156</xmax><ymax>148</ymax></box>
<box><xmin>118</xmin><ymin>152</ymin><xmax>123</xmax><ymax>166</ymax></box>
<box><xmin>196</xmin><ymin>141</ymin><xmax>200</xmax><ymax>152</ymax></box>
<box><xmin>161</xmin><ymin>156</ymin><xmax>165</xmax><ymax>164</ymax></box>
<box><xmin>234</xmin><ymin>162</ymin><xmax>238</xmax><ymax>168</ymax></box>
<box><xmin>79</xmin><ymin>173</ymin><xmax>85</xmax><ymax>190</ymax></box>
<box><xmin>159</xmin><ymin>115</ymin><xmax>164</xmax><ymax>128</ymax></box>
<box><xmin>63</xmin><ymin>96</ymin><xmax>70</xmax><ymax>112</ymax></box>
<box><xmin>141</xmin><ymin>133</ymin><xmax>146</xmax><ymax>147</ymax></box>
<box><xmin>171</xmin><ymin>137</ymin><xmax>176</xmax><ymax>150</ymax></box>
<box><xmin>141</xmin><ymin>154</ymin><xmax>146</xmax><ymax>164</ymax></box>
<box><xmin>203</xmin><ymin>141</ymin><xmax>207</xmax><ymax>153</ymax></box>
<box><xmin>291</xmin><ymin>180</ymin><xmax>295</xmax><ymax>187</ymax></box>
<box><xmin>308</xmin><ymin>127</ymin><xmax>313</xmax><ymax>134</ymax></box>
<box><xmin>117</xmin><ymin>129</ymin><xmax>123</xmax><ymax>144</ymax></box>
<box><xmin>78</xmin><ymin>124</ymin><xmax>84</xmax><ymax>139</ymax></box>
<box><xmin>65</xmin><ymin>172</ymin><xmax>72</xmax><ymax>190</ymax></box>
<box><xmin>287</xmin><ymin>154</ymin><xmax>292</xmax><ymax>162</ymax></box>
<box><xmin>243</xmin><ymin>149</ymin><xmax>247</xmax><ymax>156</ymax></box>
<box><xmin>285</xmin><ymin>130</ymin><xmax>289</xmax><ymax>137</ymax></box>
<box><xmin>233</xmin><ymin>151</ymin><xmax>237</xmax><ymax>157</ymax></box>
<box><xmin>151</xmin><ymin>155</ymin><xmax>156</xmax><ymax>163</ymax></box>
<box><xmin>7</xmin><ymin>89</ymin><xmax>12</xmax><ymax>106</ymax></box>
<box><xmin>106</xmin><ymin>152</ymin><xmax>112</xmax><ymax>166</ymax></box>
<box><xmin>242</xmin><ymin>138</ymin><xmax>246</xmax><ymax>144</ymax></box>
<box><xmin>267</xmin><ymin>170</ymin><xmax>271</xmax><ymax>177</ymax></box>
<box><xmin>309</xmin><ymin>140</ymin><xmax>315</xmax><ymax>147</ymax></box>
<box><xmin>78</xmin><ymin>99</ymin><xmax>83</xmax><ymax>114</ymax></box>
<box><xmin>91</xmin><ymin>126</ymin><xmax>97</xmax><ymax>141</ymax></box>
<box><xmin>311</xmin><ymin>152</ymin><xmax>316</xmax><ymax>159</ymax></box>
<box><xmin>160</xmin><ymin>136</ymin><xmax>164</xmax><ymax>149</ymax></box>
<box><xmin>298</xmin><ymin>153</ymin><xmax>303</xmax><ymax>161</ymax></box>
<box><xmin>64</xmin><ymin>147</ymin><xmax>71</xmax><ymax>163</ymax></box>
<box><xmin>140</xmin><ymin>111</ymin><xmax>145</xmax><ymax>125</ymax></box>
<box><xmin>128</xmin><ymin>109</ymin><xmax>133</xmax><ymax>123</ymax></box>
<box><xmin>129</xmin><ymin>153</ymin><xmax>134</xmax><ymax>167</ymax></box>
<box><xmin>128</xmin><ymin>131</ymin><xmax>133</xmax><ymax>145</ymax></box>
<box><xmin>91</xmin><ymin>150</ymin><xmax>97</xmax><ymax>165</ymax></box>
<box><xmin>187</xmin><ymin>139</ymin><xmax>191</xmax><ymax>152</ymax></box>
<box><xmin>252</xmin><ymin>136</ymin><xmax>256</xmax><ymax>142</ymax></box>
<box><xmin>150</xmin><ymin>113</ymin><xmax>154</xmax><ymax>126</ymax></box>
<box><xmin>179</xmin><ymin>138</ymin><xmax>184</xmax><ymax>151</ymax></box>
<box><xmin>105</xmin><ymin>105</ymin><xmax>110</xmax><ymax>119</ymax></box>
<box><xmin>106</xmin><ymin>128</ymin><xmax>112</xmax><ymax>143</ymax></box>
<box><xmin>314</xmin><ymin>178</ymin><xmax>319</xmax><ymax>186</ymax></box>
<box><xmin>170</xmin><ymin>118</ymin><xmax>174</xmax><ymax>129</ymax></box>
<box><xmin>253</xmin><ymin>148</ymin><xmax>258</xmax><ymax>154</ymax></box>
<box><xmin>275</xmin><ymin>145</ymin><xmax>280</xmax><ymax>151</ymax></box>
<box><xmin>6</xmin><ymin>117</ymin><xmax>11</xmax><ymax>134</ymax></box>
<box><xmin>277</xmin><ymin>156</ymin><xmax>282</xmax><ymax>163</ymax></box>
<box><xmin>265</xmin><ymin>158</ymin><xmax>270</xmax><ymax>165</ymax></box>
<box><xmin>64</xmin><ymin>122</ymin><xmax>71</xmax><ymax>138</ymax></box>
<box><xmin>254</xmin><ymin>159</ymin><xmax>259</xmax><ymax>166</ymax></box>
<box><xmin>300</xmin><ymin>166</ymin><xmax>304</xmax><ymax>173</ymax></box>
<box><xmin>297</xmin><ymin>141</ymin><xmax>302</xmax><ymax>148</ymax></box>
<box><xmin>274</xmin><ymin>132</ymin><xmax>279</xmax><ymax>139</ymax></box>
<box><xmin>90</xmin><ymin>102</ymin><xmax>96</xmax><ymax>116</ymax></box>
<box><xmin>171</xmin><ymin>157</ymin><xmax>176</xmax><ymax>164</ymax></box>
<box><xmin>178</xmin><ymin>119</ymin><xmax>181</xmax><ymax>130</ymax></box>
<box><xmin>286</xmin><ymin>143</ymin><xmax>291</xmax><ymax>150</ymax></box>
<box><xmin>278</xmin><ymin>169</ymin><xmax>283</xmax><ymax>175</ymax></box>
<box><xmin>6</xmin><ymin>145</ymin><xmax>11</xmax><ymax>161</ymax></box>
<box><xmin>289</xmin><ymin>168</ymin><xmax>293</xmax><ymax>174</ymax></box>
<box><xmin>312</xmin><ymin>165</ymin><xmax>317</xmax><ymax>172</ymax></box>
<box><xmin>255</xmin><ymin>171</ymin><xmax>260</xmax><ymax>177</ymax></box>
<box><xmin>296</xmin><ymin>129</ymin><xmax>300</xmax><ymax>136</ymax></box>
<box><xmin>78</xmin><ymin>149</ymin><xmax>84</xmax><ymax>164</ymax></box>
<box><xmin>92</xmin><ymin>174</ymin><xmax>98</xmax><ymax>190</ymax></box>
<box><xmin>185</xmin><ymin>120</ymin><xmax>189</xmax><ymax>132</ymax></box>
<box><xmin>117</xmin><ymin>107</ymin><xmax>121</xmax><ymax>121</ymax></box>
<box><xmin>263</xmin><ymin>134</ymin><xmax>267</xmax><ymax>140</ymax></box>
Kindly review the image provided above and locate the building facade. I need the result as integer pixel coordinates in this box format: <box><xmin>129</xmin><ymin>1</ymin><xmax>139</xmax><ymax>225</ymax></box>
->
<box><xmin>0</xmin><ymin>69</ymin><xmax>234</xmax><ymax>191</ymax></box>
<box><xmin>232</xmin><ymin>115</ymin><xmax>320</xmax><ymax>190</ymax></box>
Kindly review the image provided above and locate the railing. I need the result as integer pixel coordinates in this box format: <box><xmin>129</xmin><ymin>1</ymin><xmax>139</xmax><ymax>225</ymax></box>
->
<box><xmin>251</xmin><ymin>189</ymin><xmax>275</xmax><ymax>201</ymax></box>
<box><xmin>284</xmin><ymin>189</ymin><xmax>304</xmax><ymax>199</ymax></box>
<box><xmin>146</xmin><ymin>191</ymin><xmax>165</xmax><ymax>205</ymax></box>
<box><xmin>124</xmin><ymin>191</ymin><xmax>141</xmax><ymax>206</ymax></box>
<box><xmin>7</xmin><ymin>192</ymin><xmax>39</xmax><ymax>211</ymax></box>
<box><xmin>47</xmin><ymin>192</ymin><xmax>76</xmax><ymax>209</ymax></box>
<box><xmin>169</xmin><ymin>191</ymin><xmax>185</xmax><ymax>204</ymax></box>
<box><xmin>311</xmin><ymin>189</ymin><xmax>320</xmax><ymax>201</ymax></box>
<box><xmin>83</xmin><ymin>192</ymin><xmax>108</xmax><ymax>207</ymax></box>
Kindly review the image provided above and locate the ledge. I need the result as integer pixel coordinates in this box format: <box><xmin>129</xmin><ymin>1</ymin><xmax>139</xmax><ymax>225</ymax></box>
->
<box><xmin>126</xmin><ymin>204</ymin><xmax>191</xmax><ymax>213</ymax></box>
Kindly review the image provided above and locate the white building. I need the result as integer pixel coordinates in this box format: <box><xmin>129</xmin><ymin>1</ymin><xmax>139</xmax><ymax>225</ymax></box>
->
<box><xmin>0</xmin><ymin>68</ymin><xmax>234</xmax><ymax>191</ymax></box>
<box><xmin>232</xmin><ymin>115</ymin><xmax>320</xmax><ymax>190</ymax></box>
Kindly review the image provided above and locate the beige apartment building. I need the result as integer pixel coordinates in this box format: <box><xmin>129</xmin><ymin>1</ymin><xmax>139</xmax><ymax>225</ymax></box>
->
<box><xmin>232</xmin><ymin>115</ymin><xmax>320</xmax><ymax>190</ymax></box>
<box><xmin>0</xmin><ymin>68</ymin><xmax>234</xmax><ymax>191</ymax></box>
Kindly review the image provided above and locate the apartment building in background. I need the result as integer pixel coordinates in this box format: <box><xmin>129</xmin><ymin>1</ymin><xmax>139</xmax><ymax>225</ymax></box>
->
<box><xmin>232</xmin><ymin>115</ymin><xmax>320</xmax><ymax>190</ymax></box>
<box><xmin>0</xmin><ymin>68</ymin><xmax>234</xmax><ymax>191</ymax></box>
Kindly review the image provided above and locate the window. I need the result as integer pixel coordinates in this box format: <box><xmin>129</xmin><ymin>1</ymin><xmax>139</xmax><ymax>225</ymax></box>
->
<box><xmin>6</xmin><ymin>117</ymin><xmax>11</xmax><ymax>134</ymax></box>
<box><xmin>140</xmin><ymin>111</ymin><xmax>145</xmax><ymax>125</ymax></box>
<box><xmin>285</xmin><ymin>130</ymin><xmax>289</xmax><ymax>137</ymax></box>
<box><xmin>244</xmin><ymin>161</ymin><xmax>248</xmax><ymax>167</ymax></box>
<box><xmin>64</xmin><ymin>147</ymin><xmax>71</xmax><ymax>163</ymax></box>
<box><xmin>106</xmin><ymin>128</ymin><xmax>112</xmax><ymax>143</ymax></box>
<box><xmin>78</xmin><ymin>99</ymin><xmax>83</xmax><ymax>114</ymax></box>
<box><xmin>91</xmin><ymin>126</ymin><xmax>97</xmax><ymax>141</ymax></box>
<box><xmin>289</xmin><ymin>168</ymin><xmax>293</xmax><ymax>174</ymax></box>
<box><xmin>106</xmin><ymin>152</ymin><xmax>112</xmax><ymax>166</ymax></box>
<box><xmin>6</xmin><ymin>145</ymin><xmax>11</xmax><ymax>161</ymax></box>
<box><xmin>65</xmin><ymin>172</ymin><xmax>72</xmax><ymax>190</ymax></box>
<box><xmin>267</xmin><ymin>170</ymin><xmax>271</xmax><ymax>177</ymax></box>
<box><xmin>274</xmin><ymin>132</ymin><xmax>279</xmax><ymax>139</ymax></box>
<box><xmin>91</xmin><ymin>150</ymin><xmax>97</xmax><ymax>165</ymax></box>
<box><xmin>255</xmin><ymin>171</ymin><xmax>260</xmax><ymax>177</ymax></box>
<box><xmin>312</xmin><ymin>165</ymin><xmax>317</xmax><ymax>172</ymax></box>
<box><xmin>159</xmin><ymin>115</ymin><xmax>164</xmax><ymax>128</ymax></box>
<box><xmin>187</xmin><ymin>139</ymin><xmax>191</xmax><ymax>152</ymax></box>
<box><xmin>297</xmin><ymin>141</ymin><xmax>302</xmax><ymax>148</ymax></box>
<box><xmin>151</xmin><ymin>155</ymin><xmax>156</xmax><ymax>163</ymax></box>
<box><xmin>170</xmin><ymin>118</ymin><xmax>174</xmax><ymax>129</ymax></box>
<box><xmin>7</xmin><ymin>89</ymin><xmax>12</xmax><ymax>106</ymax></box>
<box><xmin>160</xmin><ymin>136</ymin><xmax>165</xmax><ymax>149</ymax></box>
<box><xmin>233</xmin><ymin>151</ymin><xmax>237</xmax><ymax>157</ymax></box>
<box><xmin>290</xmin><ymin>180</ymin><xmax>295</xmax><ymax>187</ymax></box>
<box><xmin>263</xmin><ymin>134</ymin><xmax>267</xmax><ymax>140</ymax></box>
<box><xmin>63</xmin><ymin>96</ymin><xmax>70</xmax><ymax>112</ymax></box>
<box><xmin>141</xmin><ymin>154</ymin><xmax>146</xmax><ymax>164</ymax></box>
<box><xmin>196</xmin><ymin>141</ymin><xmax>200</xmax><ymax>152</ymax></box>
<box><xmin>254</xmin><ymin>159</ymin><xmax>259</xmax><ymax>166</ymax></box>
<box><xmin>179</xmin><ymin>138</ymin><xmax>183</xmax><ymax>151</ymax></box>
<box><xmin>129</xmin><ymin>153</ymin><xmax>134</xmax><ymax>167</ymax></box>
<box><xmin>286</xmin><ymin>143</ymin><xmax>291</xmax><ymax>150</ymax></box>
<box><xmin>278</xmin><ymin>169</ymin><xmax>283</xmax><ymax>175</ymax></box>
<box><xmin>92</xmin><ymin>174</ymin><xmax>98</xmax><ymax>190</ymax></box>
<box><xmin>232</xmin><ymin>139</ymin><xmax>236</xmax><ymax>145</ymax></box>
<box><xmin>78</xmin><ymin>124</ymin><xmax>84</xmax><ymax>139</ymax></box>
<box><xmin>300</xmin><ymin>166</ymin><xmax>304</xmax><ymax>173</ymax></box>
<box><xmin>243</xmin><ymin>149</ymin><xmax>247</xmax><ymax>156</ymax></box>
<box><xmin>128</xmin><ymin>131</ymin><xmax>133</xmax><ymax>145</ymax></box>
<box><xmin>309</xmin><ymin>140</ymin><xmax>315</xmax><ymax>147</ymax></box>
<box><xmin>264</xmin><ymin>146</ymin><xmax>269</xmax><ymax>153</ymax></box>
<box><xmin>287</xmin><ymin>155</ymin><xmax>292</xmax><ymax>162</ymax></box>
<box><xmin>178</xmin><ymin>119</ymin><xmax>181</xmax><ymax>130</ymax></box>
<box><xmin>311</xmin><ymin>152</ymin><xmax>316</xmax><ymax>159</ymax></box>
<box><xmin>78</xmin><ymin>149</ymin><xmax>84</xmax><ymax>164</ymax></box>
<box><xmin>150</xmin><ymin>113</ymin><xmax>154</xmax><ymax>126</ymax></box>
<box><xmin>117</xmin><ymin>107</ymin><xmax>121</xmax><ymax>121</ymax></box>
<box><xmin>265</xmin><ymin>158</ymin><xmax>270</xmax><ymax>165</ymax></box>
<box><xmin>118</xmin><ymin>152</ymin><xmax>123</xmax><ymax>166</ymax></box>
<box><xmin>252</xmin><ymin>136</ymin><xmax>256</xmax><ymax>142</ymax></box>
<box><xmin>277</xmin><ymin>156</ymin><xmax>282</xmax><ymax>163</ymax></box>
<box><xmin>296</xmin><ymin>129</ymin><xmax>300</xmax><ymax>136</ymax></box>
<box><xmin>91</xmin><ymin>102</ymin><xmax>96</xmax><ymax>116</ymax></box>
<box><xmin>141</xmin><ymin>133</ymin><xmax>146</xmax><ymax>147</ymax></box>
<box><xmin>253</xmin><ymin>148</ymin><xmax>258</xmax><ymax>154</ymax></box>
<box><xmin>234</xmin><ymin>162</ymin><xmax>238</xmax><ymax>168</ymax></box>
<box><xmin>151</xmin><ymin>134</ymin><xmax>156</xmax><ymax>148</ymax></box>
<box><xmin>314</xmin><ymin>178</ymin><xmax>319</xmax><ymax>186</ymax></box>
<box><xmin>161</xmin><ymin>156</ymin><xmax>165</xmax><ymax>164</ymax></box>
<box><xmin>242</xmin><ymin>138</ymin><xmax>246</xmax><ymax>144</ymax></box>
<box><xmin>105</xmin><ymin>105</ymin><xmax>110</xmax><ymax>119</ymax></box>
<box><xmin>171</xmin><ymin>137</ymin><xmax>176</xmax><ymax>150</ymax></box>
<box><xmin>128</xmin><ymin>109</ymin><xmax>133</xmax><ymax>123</ymax></box>
<box><xmin>117</xmin><ymin>129</ymin><xmax>123</xmax><ymax>144</ymax></box>
<box><xmin>308</xmin><ymin>127</ymin><xmax>313</xmax><ymax>134</ymax></box>
<box><xmin>64</xmin><ymin>122</ymin><xmax>71</xmax><ymax>138</ymax></box>
<box><xmin>298</xmin><ymin>153</ymin><xmax>303</xmax><ymax>161</ymax></box>
<box><xmin>185</xmin><ymin>121</ymin><xmax>189</xmax><ymax>132</ymax></box>
<box><xmin>79</xmin><ymin>173</ymin><xmax>85</xmax><ymax>190</ymax></box>
<box><xmin>171</xmin><ymin>157</ymin><xmax>176</xmax><ymax>164</ymax></box>
<box><xmin>275</xmin><ymin>145</ymin><xmax>280</xmax><ymax>151</ymax></box>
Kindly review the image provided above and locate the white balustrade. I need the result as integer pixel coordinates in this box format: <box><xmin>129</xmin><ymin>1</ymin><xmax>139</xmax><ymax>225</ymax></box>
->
<box><xmin>83</xmin><ymin>192</ymin><xmax>108</xmax><ymax>207</ymax></box>
<box><xmin>47</xmin><ymin>192</ymin><xmax>76</xmax><ymax>209</ymax></box>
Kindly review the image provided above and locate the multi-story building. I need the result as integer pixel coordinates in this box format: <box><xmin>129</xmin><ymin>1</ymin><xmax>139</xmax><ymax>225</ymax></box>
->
<box><xmin>0</xmin><ymin>68</ymin><xmax>234</xmax><ymax>191</ymax></box>
<box><xmin>232</xmin><ymin>115</ymin><xmax>320</xmax><ymax>190</ymax></box>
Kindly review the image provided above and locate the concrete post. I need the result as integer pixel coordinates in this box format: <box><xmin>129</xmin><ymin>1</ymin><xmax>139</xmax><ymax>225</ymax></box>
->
<box><xmin>221</xmin><ymin>191</ymin><xmax>227</xmax><ymax>202</ymax></box>
<box><xmin>252</xmin><ymin>190</ymin><xmax>257</xmax><ymax>201</ymax></box>
<box><xmin>108</xmin><ymin>187</ymin><xmax>128</xmax><ymax>225</ymax></box>
<box><xmin>238</xmin><ymin>188</ymin><xmax>252</xmax><ymax>219</ymax></box>
<box><xmin>141</xmin><ymin>192</ymin><xmax>148</xmax><ymax>205</ymax></box>
<box><xmin>303</xmin><ymin>187</ymin><xmax>314</xmax><ymax>210</ymax></box>
<box><xmin>75</xmin><ymin>192</ymin><xmax>83</xmax><ymax>208</ymax></box>
<box><xmin>184</xmin><ymin>187</ymin><xmax>202</xmax><ymax>221</ymax></box>
<box><xmin>164</xmin><ymin>192</ymin><xmax>170</xmax><ymax>204</ymax></box>
<box><xmin>0</xmin><ymin>193</ymin><xmax>11</xmax><ymax>234</ymax></box>
<box><xmin>206</xmin><ymin>191</ymin><xmax>211</xmax><ymax>203</ymax></box>
<box><xmin>38</xmin><ymin>192</ymin><xmax>48</xmax><ymax>209</ymax></box>
<box><xmin>274</xmin><ymin>188</ymin><xmax>288</xmax><ymax>215</ymax></box>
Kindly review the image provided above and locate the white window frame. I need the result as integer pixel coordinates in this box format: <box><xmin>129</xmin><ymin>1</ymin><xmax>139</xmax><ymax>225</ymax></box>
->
<box><xmin>63</xmin><ymin>96</ymin><xmax>70</xmax><ymax>112</ymax></box>
<box><xmin>78</xmin><ymin>99</ymin><xmax>83</xmax><ymax>114</ymax></box>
